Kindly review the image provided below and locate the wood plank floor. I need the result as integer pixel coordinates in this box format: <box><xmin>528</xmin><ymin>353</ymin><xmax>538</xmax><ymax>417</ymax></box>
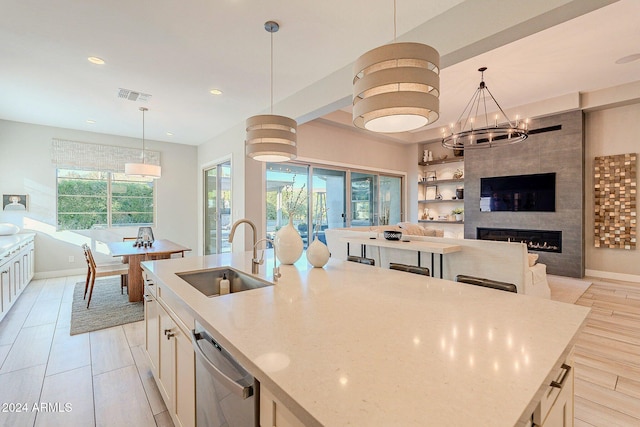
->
<box><xmin>1</xmin><ymin>274</ymin><xmax>639</xmax><ymax>426</ymax></box>
<box><xmin>0</xmin><ymin>276</ymin><xmax>173</xmax><ymax>427</ymax></box>
<box><xmin>572</xmin><ymin>277</ymin><xmax>640</xmax><ymax>427</ymax></box>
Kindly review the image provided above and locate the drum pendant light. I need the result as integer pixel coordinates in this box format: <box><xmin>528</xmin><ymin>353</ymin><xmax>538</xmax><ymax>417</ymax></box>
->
<box><xmin>125</xmin><ymin>107</ymin><xmax>161</xmax><ymax>178</ymax></box>
<box><xmin>246</xmin><ymin>21</ymin><xmax>297</xmax><ymax>162</ymax></box>
<box><xmin>353</xmin><ymin>0</ymin><xmax>440</xmax><ymax>133</ymax></box>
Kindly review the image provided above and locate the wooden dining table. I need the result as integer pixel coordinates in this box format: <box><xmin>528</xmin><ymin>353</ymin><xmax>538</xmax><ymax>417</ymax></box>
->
<box><xmin>106</xmin><ymin>239</ymin><xmax>191</xmax><ymax>302</ymax></box>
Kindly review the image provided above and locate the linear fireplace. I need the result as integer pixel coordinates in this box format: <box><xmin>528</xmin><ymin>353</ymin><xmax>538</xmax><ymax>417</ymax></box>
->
<box><xmin>477</xmin><ymin>227</ymin><xmax>562</xmax><ymax>253</ymax></box>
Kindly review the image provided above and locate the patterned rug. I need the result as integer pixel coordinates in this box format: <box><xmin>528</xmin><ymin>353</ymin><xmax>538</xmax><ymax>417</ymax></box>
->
<box><xmin>547</xmin><ymin>274</ymin><xmax>592</xmax><ymax>304</ymax></box>
<box><xmin>70</xmin><ymin>278</ymin><xmax>143</xmax><ymax>335</ymax></box>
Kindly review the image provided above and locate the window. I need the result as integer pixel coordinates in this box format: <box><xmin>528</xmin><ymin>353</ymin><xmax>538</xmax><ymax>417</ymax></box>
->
<box><xmin>57</xmin><ymin>169</ymin><xmax>155</xmax><ymax>230</ymax></box>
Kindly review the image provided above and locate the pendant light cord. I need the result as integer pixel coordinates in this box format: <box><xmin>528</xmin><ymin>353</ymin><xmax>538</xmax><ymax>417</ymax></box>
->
<box><xmin>270</xmin><ymin>29</ymin><xmax>274</xmax><ymax>115</ymax></box>
<box><xmin>393</xmin><ymin>0</ymin><xmax>397</xmax><ymax>42</ymax></box>
<box><xmin>140</xmin><ymin>107</ymin><xmax>147</xmax><ymax>164</ymax></box>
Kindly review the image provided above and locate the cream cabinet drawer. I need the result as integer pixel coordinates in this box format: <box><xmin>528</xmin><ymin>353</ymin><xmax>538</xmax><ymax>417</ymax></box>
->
<box><xmin>534</xmin><ymin>362</ymin><xmax>573</xmax><ymax>426</ymax></box>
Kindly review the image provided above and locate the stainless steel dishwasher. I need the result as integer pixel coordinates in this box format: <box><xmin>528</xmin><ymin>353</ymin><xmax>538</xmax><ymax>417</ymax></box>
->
<box><xmin>192</xmin><ymin>320</ymin><xmax>259</xmax><ymax>427</ymax></box>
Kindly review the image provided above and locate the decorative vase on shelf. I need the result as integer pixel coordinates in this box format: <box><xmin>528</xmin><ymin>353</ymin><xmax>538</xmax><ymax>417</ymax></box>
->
<box><xmin>275</xmin><ymin>217</ymin><xmax>303</xmax><ymax>265</ymax></box>
<box><xmin>306</xmin><ymin>236</ymin><xmax>330</xmax><ymax>268</ymax></box>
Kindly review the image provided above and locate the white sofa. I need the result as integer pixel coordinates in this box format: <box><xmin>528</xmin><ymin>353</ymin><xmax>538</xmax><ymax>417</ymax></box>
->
<box><xmin>325</xmin><ymin>226</ymin><xmax>551</xmax><ymax>299</ymax></box>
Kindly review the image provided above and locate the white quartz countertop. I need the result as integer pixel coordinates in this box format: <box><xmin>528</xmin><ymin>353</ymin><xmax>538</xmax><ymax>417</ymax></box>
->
<box><xmin>142</xmin><ymin>251</ymin><xmax>590</xmax><ymax>427</ymax></box>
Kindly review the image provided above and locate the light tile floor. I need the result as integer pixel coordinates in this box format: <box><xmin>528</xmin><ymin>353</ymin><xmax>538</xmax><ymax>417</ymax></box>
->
<box><xmin>0</xmin><ymin>276</ymin><xmax>172</xmax><ymax>427</ymax></box>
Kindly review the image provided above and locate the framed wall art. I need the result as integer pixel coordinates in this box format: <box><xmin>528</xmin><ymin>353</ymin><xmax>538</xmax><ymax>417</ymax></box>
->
<box><xmin>2</xmin><ymin>194</ymin><xmax>27</xmax><ymax>211</ymax></box>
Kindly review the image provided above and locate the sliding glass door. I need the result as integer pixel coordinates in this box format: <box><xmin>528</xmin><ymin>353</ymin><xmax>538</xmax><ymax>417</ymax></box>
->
<box><xmin>312</xmin><ymin>168</ymin><xmax>346</xmax><ymax>243</ymax></box>
<box><xmin>266</xmin><ymin>162</ymin><xmax>404</xmax><ymax>245</ymax></box>
<box><xmin>204</xmin><ymin>161</ymin><xmax>231</xmax><ymax>255</ymax></box>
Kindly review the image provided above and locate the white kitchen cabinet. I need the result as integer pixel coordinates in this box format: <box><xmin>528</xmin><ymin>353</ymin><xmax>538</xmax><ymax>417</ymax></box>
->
<box><xmin>260</xmin><ymin>385</ymin><xmax>305</xmax><ymax>427</ymax></box>
<box><xmin>0</xmin><ymin>234</ymin><xmax>35</xmax><ymax>323</ymax></box>
<box><xmin>144</xmin><ymin>278</ymin><xmax>195</xmax><ymax>427</ymax></box>
<box><xmin>533</xmin><ymin>358</ymin><xmax>574</xmax><ymax>427</ymax></box>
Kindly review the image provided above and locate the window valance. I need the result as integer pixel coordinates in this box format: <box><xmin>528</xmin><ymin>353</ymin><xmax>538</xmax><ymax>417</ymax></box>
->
<box><xmin>51</xmin><ymin>138</ymin><xmax>160</xmax><ymax>172</ymax></box>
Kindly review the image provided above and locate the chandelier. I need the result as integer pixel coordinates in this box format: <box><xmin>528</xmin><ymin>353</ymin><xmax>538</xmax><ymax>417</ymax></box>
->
<box><xmin>442</xmin><ymin>67</ymin><xmax>528</xmax><ymax>151</ymax></box>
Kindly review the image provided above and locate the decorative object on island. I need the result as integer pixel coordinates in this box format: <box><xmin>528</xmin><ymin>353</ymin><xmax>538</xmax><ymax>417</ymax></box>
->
<box><xmin>442</xmin><ymin>67</ymin><xmax>528</xmax><ymax>151</ymax></box>
<box><xmin>125</xmin><ymin>107</ymin><xmax>162</xmax><ymax>179</ymax></box>
<box><xmin>245</xmin><ymin>21</ymin><xmax>297</xmax><ymax>162</ymax></box>
<box><xmin>275</xmin><ymin>217</ymin><xmax>304</xmax><ymax>264</ymax></box>
<box><xmin>275</xmin><ymin>179</ymin><xmax>305</xmax><ymax>264</ymax></box>
<box><xmin>306</xmin><ymin>237</ymin><xmax>330</xmax><ymax>268</ymax></box>
<box><xmin>383</xmin><ymin>230</ymin><xmax>402</xmax><ymax>241</ymax></box>
<box><xmin>594</xmin><ymin>153</ymin><xmax>637</xmax><ymax>249</ymax></box>
<box><xmin>352</xmin><ymin>0</ymin><xmax>439</xmax><ymax>133</ymax></box>
<box><xmin>307</xmin><ymin>208</ymin><xmax>330</xmax><ymax>268</ymax></box>
<box><xmin>452</xmin><ymin>208</ymin><xmax>464</xmax><ymax>222</ymax></box>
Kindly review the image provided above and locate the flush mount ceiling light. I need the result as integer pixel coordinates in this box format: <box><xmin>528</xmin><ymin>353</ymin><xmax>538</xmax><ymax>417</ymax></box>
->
<box><xmin>245</xmin><ymin>21</ymin><xmax>297</xmax><ymax>163</ymax></box>
<box><xmin>442</xmin><ymin>67</ymin><xmax>528</xmax><ymax>151</ymax></box>
<box><xmin>125</xmin><ymin>107</ymin><xmax>162</xmax><ymax>179</ymax></box>
<box><xmin>87</xmin><ymin>56</ymin><xmax>105</xmax><ymax>65</ymax></box>
<box><xmin>209</xmin><ymin>88</ymin><xmax>223</xmax><ymax>95</ymax></box>
<box><xmin>352</xmin><ymin>0</ymin><xmax>440</xmax><ymax>133</ymax></box>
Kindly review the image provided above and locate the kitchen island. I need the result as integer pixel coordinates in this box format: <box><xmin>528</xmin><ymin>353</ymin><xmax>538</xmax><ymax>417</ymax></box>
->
<box><xmin>141</xmin><ymin>251</ymin><xmax>590</xmax><ymax>427</ymax></box>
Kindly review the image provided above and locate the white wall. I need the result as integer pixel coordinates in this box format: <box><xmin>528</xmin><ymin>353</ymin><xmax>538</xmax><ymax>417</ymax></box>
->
<box><xmin>0</xmin><ymin>119</ymin><xmax>198</xmax><ymax>276</ymax></box>
<box><xmin>585</xmin><ymin>102</ymin><xmax>640</xmax><ymax>280</ymax></box>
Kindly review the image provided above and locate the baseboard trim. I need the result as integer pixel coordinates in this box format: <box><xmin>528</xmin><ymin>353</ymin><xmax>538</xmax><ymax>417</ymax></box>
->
<box><xmin>34</xmin><ymin>267</ymin><xmax>86</xmax><ymax>280</ymax></box>
<box><xmin>585</xmin><ymin>269</ymin><xmax>640</xmax><ymax>283</ymax></box>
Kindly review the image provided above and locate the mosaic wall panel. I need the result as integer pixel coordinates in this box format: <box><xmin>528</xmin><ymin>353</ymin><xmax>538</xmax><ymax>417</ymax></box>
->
<box><xmin>594</xmin><ymin>153</ymin><xmax>637</xmax><ymax>249</ymax></box>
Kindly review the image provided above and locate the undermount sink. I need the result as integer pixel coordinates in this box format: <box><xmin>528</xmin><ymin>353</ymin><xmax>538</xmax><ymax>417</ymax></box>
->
<box><xmin>176</xmin><ymin>266</ymin><xmax>272</xmax><ymax>297</ymax></box>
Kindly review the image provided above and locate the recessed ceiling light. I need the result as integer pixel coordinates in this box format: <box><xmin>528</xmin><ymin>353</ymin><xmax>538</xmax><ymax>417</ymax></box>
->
<box><xmin>86</xmin><ymin>119</ymin><xmax>96</xmax><ymax>124</ymax></box>
<box><xmin>87</xmin><ymin>56</ymin><xmax>105</xmax><ymax>65</ymax></box>
<box><xmin>166</xmin><ymin>132</ymin><xmax>174</xmax><ymax>136</ymax></box>
<box><xmin>615</xmin><ymin>53</ymin><xmax>640</xmax><ymax>64</ymax></box>
<box><xmin>209</xmin><ymin>88</ymin><xmax>223</xmax><ymax>95</ymax></box>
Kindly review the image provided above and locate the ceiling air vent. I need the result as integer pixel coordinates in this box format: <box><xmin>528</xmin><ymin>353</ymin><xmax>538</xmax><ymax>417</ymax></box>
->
<box><xmin>117</xmin><ymin>88</ymin><xmax>152</xmax><ymax>102</ymax></box>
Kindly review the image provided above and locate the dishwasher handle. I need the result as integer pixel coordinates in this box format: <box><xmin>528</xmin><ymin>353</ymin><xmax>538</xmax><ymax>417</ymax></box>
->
<box><xmin>191</xmin><ymin>330</ymin><xmax>254</xmax><ymax>399</ymax></box>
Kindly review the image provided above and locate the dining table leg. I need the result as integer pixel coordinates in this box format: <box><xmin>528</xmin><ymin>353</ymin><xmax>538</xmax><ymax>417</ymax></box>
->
<box><xmin>127</xmin><ymin>254</ymin><xmax>145</xmax><ymax>302</ymax></box>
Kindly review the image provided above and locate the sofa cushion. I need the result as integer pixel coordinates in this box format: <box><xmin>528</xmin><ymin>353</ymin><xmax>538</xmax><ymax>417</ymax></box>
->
<box><xmin>528</xmin><ymin>253</ymin><xmax>539</xmax><ymax>267</ymax></box>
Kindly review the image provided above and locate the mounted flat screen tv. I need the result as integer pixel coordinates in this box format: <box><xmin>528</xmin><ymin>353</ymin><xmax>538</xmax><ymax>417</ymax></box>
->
<box><xmin>480</xmin><ymin>173</ymin><xmax>556</xmax><ymax>212</ymax></box>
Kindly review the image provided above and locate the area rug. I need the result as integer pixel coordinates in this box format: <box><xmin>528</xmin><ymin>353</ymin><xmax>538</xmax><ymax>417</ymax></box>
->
<box><xmin>70</xmin><ymin>278</ymin><xmax>143</xmax><ymax>335</ymax></box>
<box><xmin>547</xmin><ymin>274</ymin><xmax>592</xmax><ymax>304</ymax></box>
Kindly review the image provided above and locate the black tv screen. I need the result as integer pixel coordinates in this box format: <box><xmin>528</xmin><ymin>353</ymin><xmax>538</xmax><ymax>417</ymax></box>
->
<box><xmin>480</xmin><ymin>173</ymin><xmax>556</xmax><ymax>212</ymax></box>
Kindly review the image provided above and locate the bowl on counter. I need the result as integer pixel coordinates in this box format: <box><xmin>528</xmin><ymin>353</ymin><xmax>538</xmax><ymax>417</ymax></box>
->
<box><xmin>383</xmin><ymin>230</ymin><xmax>402</xmax><ymax>241</ymax></box>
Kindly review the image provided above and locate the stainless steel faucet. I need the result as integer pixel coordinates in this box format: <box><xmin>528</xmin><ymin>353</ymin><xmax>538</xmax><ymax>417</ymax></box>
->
<box><xmin>228</xmin><ymin>219</ymin><xmax>260</xmax><ymax>274</ymax></box>
<box><xmin>254</xmin><ymin>238</ymin><xmax>281</xmax><ymax>282</ymax></box>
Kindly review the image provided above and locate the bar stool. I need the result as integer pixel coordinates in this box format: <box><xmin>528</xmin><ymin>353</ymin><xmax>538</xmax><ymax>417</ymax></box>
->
<box><xmin>455</xmin><ymin>274</ymin><xmax>517</xmax><ymax>293</ymax></box>
<box><xmin>389</xmin><ymin>263</ymin><xmax>430</xmax><ymax>276</ymax></box>
<box><xmin>347</xmin><ymin>255</ymin><xmax>375</xmax><ymax>266</ymax></box>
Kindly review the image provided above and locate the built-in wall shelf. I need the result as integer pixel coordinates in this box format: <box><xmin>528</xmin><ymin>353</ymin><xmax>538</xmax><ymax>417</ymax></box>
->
<box><xmin>419</xmin><ymin>220</ymin><xmax>464</xmax><ymax>224</ymax></box>
<box><xmin>419</xmin><ymin>157</ymin><xmax>464</xmax><ymax>166</ymax></box>
<box><xmin>420</xmin><ymin>178</ymin><xmax>464</xmax><ymax>187</ymax></box>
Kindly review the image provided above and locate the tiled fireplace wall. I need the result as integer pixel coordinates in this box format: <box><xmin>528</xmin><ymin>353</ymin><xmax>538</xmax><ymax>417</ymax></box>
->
<box><xmin>463</xmin><ymin>110</ymin><xmax>584</xmax><ymax>277</ymax></box>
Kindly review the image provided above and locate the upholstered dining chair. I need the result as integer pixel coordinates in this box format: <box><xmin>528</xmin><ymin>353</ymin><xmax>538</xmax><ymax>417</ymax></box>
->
<box><xmin>82</xmin><ymin>244</ymin><xmax>129</xmax><ymax>308</ymax></box>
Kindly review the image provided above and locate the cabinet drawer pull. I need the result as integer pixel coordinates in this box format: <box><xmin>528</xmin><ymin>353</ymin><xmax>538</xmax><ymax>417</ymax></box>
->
<box><xmin>144</xmin><ymin>295</ymin><xmax>154</xmax><ymax>302</ymax></box>
<box><xmin>550</xmin><ymin>363</ymin><xmax>571</xmax><ymax>389</ymax></box>
<box><xmin>166</xmin><ymin>332</ymin><xmax>175</xmax><ymax>340</ymax></box>
<box><xmin>164</xmin><ymin>328</ymin><xmax>172</xmax><ymax>335</ymax></box>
